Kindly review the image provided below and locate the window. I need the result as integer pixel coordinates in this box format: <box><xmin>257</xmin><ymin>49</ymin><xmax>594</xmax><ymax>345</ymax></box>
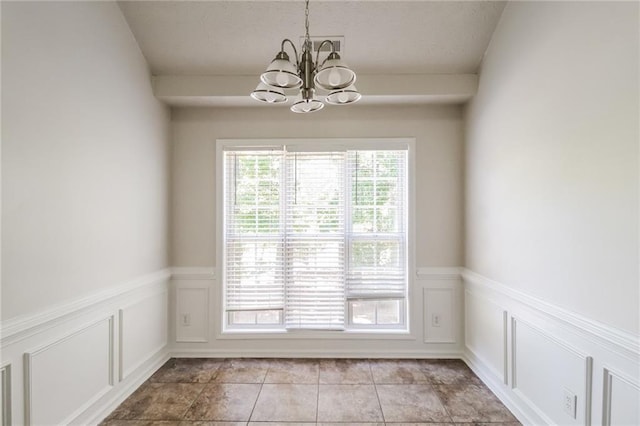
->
<box><xmin>221</xmin><ymin>140</ymin><xmax>410</xmax><ymax>331</ymax></box>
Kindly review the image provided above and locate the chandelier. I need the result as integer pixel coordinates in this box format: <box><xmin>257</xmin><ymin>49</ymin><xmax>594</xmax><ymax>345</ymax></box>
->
<box><xmin>250</xmin><ymin>0</ymin><xmax>361</xmax><ymax>113</ymax></box>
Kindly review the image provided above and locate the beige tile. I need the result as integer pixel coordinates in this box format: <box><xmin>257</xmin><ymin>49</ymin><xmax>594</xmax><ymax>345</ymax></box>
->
<box><xmin>214</xmin><ymin>358</ymin><xmax>270</xmax><ymax>383</ymax></box>
<box><xmin>317</xmin><ymin>384</ymin><xmax>383</xmax><ymax>422</ymax></box>
<box><xmin>369</xmin><ymin>360</ymin><xmax>428</xmax><ymax>384</ymax></box>
<box><xmin>106</xmin><ymin>383</ymin><xmax>205</xmax><ymax>420</ymax></box>
<box><xmin>180</xmin><ymin>423</ymin><xmax>247</xmax><ymax>426</ymax></box>
<box><xmin>319</xmin><ymin>359</ymin><xmax>373</xmax><ymax>384</ymax></box>
<box><xmin>264</xmin><ymin>359</ymin><xmax>319</xmax><ymax>384</ymax></box>
<box><xmin>317</xmin><ymin>423</ymin><xmax>385</xmax><ymax>426</ymax></box>
<box><xmin>150</xmin><ymin>358</ymin><xmax>224</xmax><ymax>383</ymax></box>
<box><xmin>385</xmin><ymin>424</ymin><xmax>452</xmax><ymax>426</ymax></box>
<box><xmin>454</xmin><ymin>423</ymin><xmax>522</xmax><ymax>426</ymax></box>
<box><xmin>250</xmin><ymin>384</ymin><xmax>318</xmax><ymax>422</ymax></box>
<box><xmin>184</xmin><ymin>383</ymin><xmax>261</xmax><ymax>421</ymax></box>
<box><xmin>418</xmin><ymin>359</ymin><xmax>482</xmax><ymax>385</ymax></box>
<box><xmin>101</xmin><ymin>421</ymin><xmax>181</xmax><ymax>426</ymax></box>
<box><xmin>249</xmin><ymin>423</ymin><xmax>315</xmax><ymax>426</ymax></box>
<box><xmin>376</xmin><ymin>384</ymin><xmax>450</xmax><ymax>423</ymax></box>
<box><xmin>435</xmin><ymin>384</ymin><xmax>518</xmax><ymax>423</ymax></box>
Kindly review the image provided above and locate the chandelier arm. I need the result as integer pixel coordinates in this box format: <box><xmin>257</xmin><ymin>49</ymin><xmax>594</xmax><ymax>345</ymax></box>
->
<box><xmin>281</xmin><ymin>38</ymin><xmax>300</xmax><ymax>69</ymax></box>
<box><xmin>314</xmin><ymin>40</ymin><xmax>336</xmax><ymax>71</ymax></box>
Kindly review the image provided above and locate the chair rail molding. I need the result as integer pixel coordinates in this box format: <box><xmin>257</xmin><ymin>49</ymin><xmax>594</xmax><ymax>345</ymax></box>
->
<box><xmin>170</xmin><ymin>267</ymin><xmax>216</xmax><ymax>280</ymax></box>
<box><xmin>462</xmin><ymin>269</ymin><xmax>639</xmax><ymax>359</ymax></box>
<box><xmin>0</xmin><ymin>269</ymin><xmax>172</xmax><ymax>346</ymax></box>
<box><xmin>416</xmin><ymin>267</ymin><xmax>462</xmax><ymax>280</ymax></box>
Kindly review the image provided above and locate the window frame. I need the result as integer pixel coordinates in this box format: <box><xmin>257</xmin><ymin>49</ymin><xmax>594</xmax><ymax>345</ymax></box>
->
<box><xmin>216</xmin><ymin>138</ymin><xmax>416</xmax><ymax>338</ymax></box>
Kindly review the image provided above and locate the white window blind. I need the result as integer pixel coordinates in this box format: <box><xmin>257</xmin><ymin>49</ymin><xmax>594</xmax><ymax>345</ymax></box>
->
<box><xmin>223</xmin><ymin>144</ymin><xmax>408</xmax><ymax>331</ymax></box>
<box><xmin>224</xmin><ymin>151</ymin><xmax>285</xmax><ymax>318</ymax></box>
<box><xmin>346</xmin><ymin>151</ymin><xmax>407</xmax><ymax>300</ymax></box>
<box><xmin>285</xmin><ymin>152</ymin><xmax>345</xmax><ymax>329</ymax></box>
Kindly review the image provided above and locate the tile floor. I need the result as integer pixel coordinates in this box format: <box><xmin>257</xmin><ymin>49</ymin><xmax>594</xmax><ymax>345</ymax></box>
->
<box><xmin>101</xmin><ymin>358</ymin><xmax>521</xmax><ymax>426</ymax></box>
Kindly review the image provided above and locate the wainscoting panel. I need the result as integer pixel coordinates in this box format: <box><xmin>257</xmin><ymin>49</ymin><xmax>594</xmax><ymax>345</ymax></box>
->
<box><xmin>462</xmin><ymin>269</ymin><xmax>640</xmax><ymax>426</ymax></box>
<box><xmin>464</xmin><ymin>289</ymin><xmax>507</xmax><ymax>383</ymax></box>
<box><xmin>1</xmin><ymin>363</ymin><xmax>11</xmax><ymax>426</ymax></box>
<box><xmin>512</xmin><ymin>317</ymin><xmax>592</xmax><ymax>425</ymax></box>
<box><xmin>176</xmin><ymin>285</ymin><xmax>209</xmax><ymax>343</ymax></box>
<box><xmin>0</xmin><ymin>269</ymin><xmax>170</xmax><ymax>425</ymax></box>
<box><xmin>119</xmin><ymin>290</ymin><xmax>168</xmax><ymax>381</ymax></box>
<box><xmin>603</xmin><ymin>368</ymin><xmax>640</xmax><ymax>426</ymax></box>
<box><xmin>24</xmin><ymin>317</ymin><xmax>114</xmax><ymax>425</ymax></box>
<box><xmin>423</xmin><ymin>287</ymin><xmax>455</xmax><ymax>343</ymax></box>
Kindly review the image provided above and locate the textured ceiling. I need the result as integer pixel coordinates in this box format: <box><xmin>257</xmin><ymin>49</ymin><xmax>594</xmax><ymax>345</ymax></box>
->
<box><xmin>118</xmin><ymin>1</ymin><xmax>506</xmax><ymax>76</ymax></box>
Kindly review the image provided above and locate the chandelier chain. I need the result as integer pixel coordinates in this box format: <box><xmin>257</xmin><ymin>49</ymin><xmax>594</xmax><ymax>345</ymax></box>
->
<box><xmin>304</xmin><ymin>0</ymin><xmax>310</xmax><ymax>44</ymax></box>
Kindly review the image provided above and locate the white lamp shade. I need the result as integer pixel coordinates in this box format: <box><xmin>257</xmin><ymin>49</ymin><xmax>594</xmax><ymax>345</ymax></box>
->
<box><xmin>250</xmin><ymin>82</ymin><xmax>287</xmax><ymax>104</ymax></box>
<box><xmin>290</xmin><ymin>96</ymin><xmax>324</xmax><ymax>113</ymax></box>
<box><xmin>261</xmin><ymin>58</ymin><xmax>302</xmax><ymax>89</ymax></box>
<box><xmin>325</xmin><ymin>84</ymin><xmax>361</xmax><ymax>105</ymax></box>
<box><xmin>314</xmin><ymin>57</ymin><xmax>356</xmax><ymax>90</ymax></box>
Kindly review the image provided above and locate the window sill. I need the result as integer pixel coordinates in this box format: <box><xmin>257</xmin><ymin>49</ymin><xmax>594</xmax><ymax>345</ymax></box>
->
<box><xmin>217</xmin><ymin>328</ymin><xmax>416</xmax><ymax>341</ymax></box>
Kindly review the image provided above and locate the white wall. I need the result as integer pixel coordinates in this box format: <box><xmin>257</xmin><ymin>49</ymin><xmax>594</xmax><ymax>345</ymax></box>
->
<box><xmin>170</xmin><ymin>105</ymin><xmax>465</xmax><ymax>356</ymax></box>
<box><xmin>1</xmin><ymin>2</ymin><xmax>171</xmax><ymax>424</ymax></box>
<box><xmin>463</xmin><ymin>2</ymin><xmax>639</xmax><ymax>425</ymax></box>
<box><xmin>465</xmin><ymin>1</ymin><xmax>639</xmax><ymax>335</ymax></box>
<box><xmin>1</xmin><ymin>1</ymin><xmax>171</xmax><ymax>321</ymax></box>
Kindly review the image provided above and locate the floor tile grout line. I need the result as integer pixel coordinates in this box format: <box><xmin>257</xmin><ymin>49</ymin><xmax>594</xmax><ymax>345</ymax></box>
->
<box><xmin>417</xmin><ymin>362</ymin><xmax>456</xmax><ymax>424</ymax></box>
<box><xmin>369</xmin><ymin>360</ymin><xmax>386</xmax><ymax>424</ymax></box>
<box><xmin>315</xmin><ymin>359</ymin><xmax>320</xmax><ymax>423</ymax></box>
<box><xmin>246</xmin><ymin>380</ymin><xmax>264</xmax><ymax>422</ymax></box>
<box><xmin>246</xmin><ymin>362</ymin><xmax>269</xmax><ymax>423</ymax></box>
<box><xmin>430</xmin><ymin>382</ymin><xmax>456</xmax><ymax>424</ymax></box>
<box><xmin>176</xmin><ymin>369</ymin><xmax>218</xmax><ymax>422</ymax></box>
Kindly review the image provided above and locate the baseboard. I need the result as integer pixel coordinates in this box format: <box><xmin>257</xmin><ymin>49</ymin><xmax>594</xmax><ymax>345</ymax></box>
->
<box><xmin>170</xmin><ymin>348</ymin><xmax>465</xmax><ymax>359</ymax></box>
<box><xmin>463</xmin><ymin>349</ymin><xmax>543</xmax><ymax>426</ymax></box>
